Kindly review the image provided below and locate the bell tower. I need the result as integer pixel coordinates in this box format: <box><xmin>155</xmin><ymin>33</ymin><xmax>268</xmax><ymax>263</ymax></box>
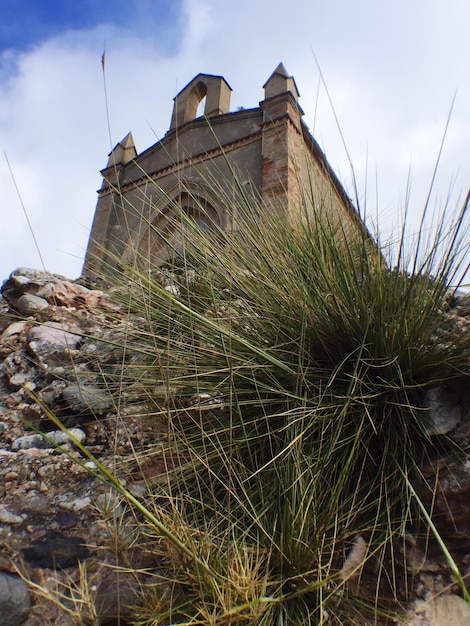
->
<box><xmin>170</xmin><ymin>73</ymin><xmax>232</xmax><ymax>130</ymax></box>
<box><xmin>82</xmin><ymin>64</ymin><xmax>362</xmax><ymax>279</ymax></box>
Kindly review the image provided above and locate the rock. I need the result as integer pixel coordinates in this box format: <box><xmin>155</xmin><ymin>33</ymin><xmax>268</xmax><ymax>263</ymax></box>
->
<box><xmin>420</xmin><ymin>456</ymin><xmax>470</xmax><ymax>534</ymax></box>
<box><xmin>95</xmin><ymin>493</ymin><xmax>124</xmax><ymax>518</ymax></box>
<box><xmin>0</xmin><ymin>321</ymin><xmax>29</xmax><ymax>345</ymax></box>
<box><xmin>407</xmin><ymin>594</ymin><xmax>470</xmax><ymax>625</ymax></box>
<box><xmin>94</xmin><ymin>567</ymin><xmax>141</xmax><ymax>623</ymax></box>
<box><xmin>58</xmin><ymin>496</ymin><xmax>92</xmax><ymax>512</ymax></box>
<box><xmin>37</xmin><ymin>280</ymin><xmax>104</xmax><ymax>309</ymax></box>
<box><xmin>47</xmin><ymin>427</ymin><xmax>86</xmax><ymax>447</ymax></box>
<box><xmin>28</xmin><ymin>322</ymin><xmax>80</xmax><ymax>348</ymax></box>
<box><xmin>37</xmin><ymin>380</ymin><xmax>67</xmax><ymax>405</ymax></box>
<box><xmin>11</xmin><ymin>427</ymin><xmax>86</xmax><ymax>451</ymax></box>
<box><xmin>0</xmin><ymin>506</ymin><xmax>23</xmax><ymax>524</ymax></box>
<box><xmin>164</xmin><ymin>284</ymin><xmax>180</xmax><ymax>296</ymax></box>
<box><xmin>1</xmin><ymin>267</ymin><xmax>105</xmax><ymax>313</ymax></box>
<box><xmin>22</xmin><ymin>494</ymin><xmax>51</xmax><ymax>515</ymax></box>
<box><xmin>62</xmin><ymin>384</ymin><xmax>111</xmax><ymax>414</ymax></box>
<box><xmin>27</xmin><ymin>323</ymin><xmax>81</xmax><ymax>364</ymax></box>
<box><xmin>8</xmin><ymin>373</ymin><xmax>34</xmax><ymax>389</ymax></box>
<box><xmin>0</xmin><ymin>572</ymin><xmax>31</xmax><ymax>626</ymax></box>
<box><xmin>11</xmin><ymin>433</ymin><xmax>51</xmax><ymax>451</ymax></box>
<box><xmin>339</xmin><ymin>535</ymin><xmax>367</xmax><ymax>583</ymax></box>
<box><xmin>1</xmin><ymin>268</ymin><xmax>66</xmax><ymax>309</ymax></box>
<box><xmin>22</xmin><ymin>531</ymin><xmax>91</xmax><ymax>569</ymax></box>
<box><xmin>423</xmin><ymin>387</ymin><xmax>462</xmax><ymax>435</ymax></box>
<box><xmin>16</xmin><ymin>294</ymin><xmax>49</xmax><ymax>316</ymax></box>
<box><xmin>453</xmin><ymin>292</ymin><xmax>470</xmax><ymax>317</ymax></box>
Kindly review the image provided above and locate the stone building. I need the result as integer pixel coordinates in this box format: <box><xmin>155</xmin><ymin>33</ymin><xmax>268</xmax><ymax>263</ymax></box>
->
<box><xmin>82</xmin><ymin>63</ymin><xmax>364</xmax><ymax>277</ymax></box>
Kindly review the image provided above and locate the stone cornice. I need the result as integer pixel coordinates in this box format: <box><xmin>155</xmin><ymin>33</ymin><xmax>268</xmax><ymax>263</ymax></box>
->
<box><xmin>98</xmin><ymin>130</ymin><xmax>263</xmax><ymax>196</ymax></box>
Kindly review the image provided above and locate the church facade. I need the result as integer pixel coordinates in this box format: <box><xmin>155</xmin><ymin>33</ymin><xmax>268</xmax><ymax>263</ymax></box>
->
<box><xmin>82</xmin><ymin>63</ymin><xmax>363</xmax><ymax>278</ymax></box>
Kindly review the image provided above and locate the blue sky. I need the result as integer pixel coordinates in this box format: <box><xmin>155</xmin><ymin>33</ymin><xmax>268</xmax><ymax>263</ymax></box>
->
<box><xmin>0</xmin><ymin>1</ymin><xmax>181</xmax><ymax>52</ymax></box>
<box><xmin>0</xmin><ymin>0</ymin><xmax>469</xmax><ymax>282</ymax></box>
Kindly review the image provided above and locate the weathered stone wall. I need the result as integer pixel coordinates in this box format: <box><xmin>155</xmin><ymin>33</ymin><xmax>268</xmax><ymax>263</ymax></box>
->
<box><xmin>83</xmin><ymin>64</ymin><xmax>362</xmax><ymax>279</ymax></box>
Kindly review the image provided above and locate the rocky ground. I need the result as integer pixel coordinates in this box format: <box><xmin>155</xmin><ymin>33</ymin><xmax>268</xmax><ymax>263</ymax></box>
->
<box><xmin>0</xmin><ymin>267</ymin><xmax>470</xmax><ymax>625</ymax></box>
<box><xmin>0</xmin><ymin>268</ymin><xmax>168</xmax><ymax>625</ymax></box>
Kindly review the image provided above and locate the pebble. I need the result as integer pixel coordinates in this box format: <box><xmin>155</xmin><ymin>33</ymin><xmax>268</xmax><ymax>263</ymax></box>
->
<box><xmin>94</xmin><ymin>567</ymin><xmax>140</xmax><ymax>623</ymax></box>
<box><xmin>27</xmin><ymin>323</ymin><xmax>82</xmax><ymax>366</ymax></box>
<box><xmin>16</xmin><ymin>294</ymin><xmax>49</xmax><ymax>316</ymax></box>
<box><xmin>22</xmin><ymin>494</ymin><xmax>50</xmax><ymax>514</ymax></box>
<box><xmin>0</xmin><ymin>321</ymin><xmax>28</xmax><ymax>344</ymax></box>
<box><xmin>128</xmin><ymin>482</ymin><xmax>148</xmax><ymax>497</ymax></box>
<box><xmin>11</xmin><ymin>427</ymin><xmax>86</xmax><ymax>451</ymax></box>
<box><xmin>28</xmin><ymin>323</ymin><xmax>81</xmax><ymax>349</ymax></box>
<box><xmin>424</xmin><ymin>387</ymin><xmax>462</xmax><ymax>435</ymax></box>
<box><xmin>164</xmin><ymin>284</ymin><xmax>180</xmax><ymax>296</ymax></box>
<box><xmin>0</xmin><ymin>507</ymin><xmax>23</xmax><ymax>525</ymax></box>
<box><xmin>95</xmin><ymin>493</ymin><xmax>124</xmax><ymax>518</ymax></box>
<box><xmin>62</xmin><ymin>384</ymin><xmax>111</xmax><ymax>414</ymax></box>
<box><xmin>8</xmin><ymin>373</ymin><xmax>34</xmax><ymax>388</ymax></box>
<box><xmin>408</xmin><ymin>595</ymin><xmax>470</xmax><ymax>625</ymax></box>
<box><xmin>58</xmin><ymin>496</ymin><xmax>91</xmax><ymax>512</ymax></box>
<box><xmin>0</xmin><ymin>572</ymin><xmax>31</xmax><ymax>626</ymax></box>
<box><xmin>22</xmin><ymin>531</ymin><xmax>90</xmax><ymax>569</ymax></box>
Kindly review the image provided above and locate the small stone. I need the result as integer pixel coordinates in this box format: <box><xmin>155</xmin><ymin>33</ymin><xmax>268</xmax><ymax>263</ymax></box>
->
<box><xmin>423</xmin><ymin>387</ymin><xmax>462</xmax><ymax>435</ymax></box>
<box><xmin>16</xmin><ymin>294</ymin><xmax>49</xmax><ymax>315</ymax></box>
<box><xmin>26</xmin><ymin>322</ymin><xmax>82</xmax><ymax>369</ymax></box>
<box><xmin>13</xmin><ymin>267</ymin><xmax>64</xmax><ymax>282</ymax></box>
<box><xmin>22</xmin><ymin>531</ymin><xmax>90</xmax><ymax>568</ymax></box>
<box><xmin>164</xmin><ymin>284</ymin><xmax>179</xmax><ymax>296</ymax></box>
<box><xmin>128</xmin><ymin>482</ymin><xmax>147</xmax><ymax>497</ymax></box>
<box><xmin>10</xmin><ymin>272</ymin><xmax>32</xmax><ymax>286</ymax></box>
<box><xmin>8</xmin><ymin>373</ymin><xmax>29</xmax><ymax>387</ymax></box>
<box><xmin>62</xmin><ymin>384</ymin><xmax>111</xmax><ymax>414</ymax></box>
<box><xmin>4</xmin><ymin>471</ymin><xmax>19</xmax><ymax>482</ymax></box>
<box><xmin>11</xmin><ymin>433</ymin><xmax>45</xmax><ymax>451</ymax></box>
<box><xmin>94</xmin><ymin>567</ymin><xmax>141</xmax><ymax>622</ymax></box>
<box><xmin>28</xmin><ymin>322</ymin><xmax>81</xmax><ymax>351</ymax></box>
<box><xmin>0</xmin><ymin>507</ymin><xmax>23</xmax><ymax>525</ymax></box>
<box><xmin>407</xmin><ymin>594</ymin><xmax>470</xmax><ymax>625</ymax></box>
<box><xmin>0</xmin><ymin>572</ymin><xmax>31</xmax><ymax>626</ymax></box>
<box><xmin>59</xmin><ymin>496</ymin><xmax>91</xmax><ymax>512</ymax></box>
<box><xmin>0</xmin><ymin>321</ymin><xmax>28</xmax><ymax>344</ymax></box>
<box><xmin>11</xmin><ymin>427</ymin><xmax>86</xmax><ymax>451</ymax></box>
<box><xmin>22</xmin><ymin>494</ymin><xmax>50</xmax><ymax>514</ymax></box>
<box><xmin>95</xmin><ymin>493</ymin><xmax>124</xmax><ymax>518</ymax></box>
<box><xmin>37</xmin><ymin>380</ymin><xmax>67</xmax><ymax>405</ymax></box>
<box><xmin>37</xmin><ymin>464</ymin><xmax>53</xmax><ymax>478</ymax></box>
<box><xmin>47</xmin><ymin>427</ymin><xmax>86</xmax><ymax>447</ymax></box>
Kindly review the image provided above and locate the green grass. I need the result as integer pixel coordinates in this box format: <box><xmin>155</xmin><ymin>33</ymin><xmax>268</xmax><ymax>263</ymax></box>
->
<box><xmin>24</xmin><ymin>167</ymin><xmax>470</xmax><ymax>624</ymax></box>
<box><xmin>75</xmin><ymin>172</ymin><xmax>470</xmax><ymax>625</ymax></box>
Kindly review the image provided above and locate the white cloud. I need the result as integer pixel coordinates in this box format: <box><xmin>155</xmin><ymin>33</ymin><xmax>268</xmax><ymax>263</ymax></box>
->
<box><xmin>0</xmin><ymin>0</ymin><xmax>469</xmax><ymax>283</ymax></box>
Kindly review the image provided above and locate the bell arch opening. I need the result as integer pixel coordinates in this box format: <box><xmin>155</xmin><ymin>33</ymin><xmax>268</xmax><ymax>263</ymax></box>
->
<box><xmin>182</xmin><ymin>81</ymin><xmax>208</xmax><ymax>124</ymax></box>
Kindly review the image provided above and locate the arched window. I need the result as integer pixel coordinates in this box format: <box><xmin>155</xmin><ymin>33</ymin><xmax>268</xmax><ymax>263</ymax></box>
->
<box><xmin>140</xmin><ymin>193</ymin><xmax>220</xmax><ymax>267</ymax></box>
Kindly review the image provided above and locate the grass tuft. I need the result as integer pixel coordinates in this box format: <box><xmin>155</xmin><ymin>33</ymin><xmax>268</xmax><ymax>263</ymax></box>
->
<box><xmin>83</xmin><ymin>174</ymin><xmax>470</xmax><ymax>623</ymax></box>
<box><xmin>23</xmin><ymin>169</ymin><xmax>470</xmax><ymax>624</ymax></box>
